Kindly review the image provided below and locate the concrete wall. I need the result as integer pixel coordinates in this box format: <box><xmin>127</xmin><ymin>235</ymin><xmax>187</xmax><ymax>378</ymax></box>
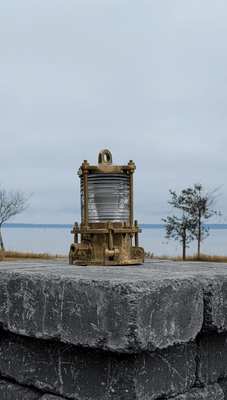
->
<box><xmin>0</xmin><ymin>259</ymin><xmax>227</xmax><ymax>399</ymax></box>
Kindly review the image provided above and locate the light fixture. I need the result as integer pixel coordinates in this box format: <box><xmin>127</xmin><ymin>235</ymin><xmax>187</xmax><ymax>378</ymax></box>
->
<box><xmin>69</xmin><ymin>149</ymin><xmax>144</xmax><ymax>265</ymax></box>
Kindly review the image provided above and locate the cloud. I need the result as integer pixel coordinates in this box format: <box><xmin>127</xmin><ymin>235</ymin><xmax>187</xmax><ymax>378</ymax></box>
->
<box><xmin>1</xmin><ymin>0</ymin><xmax>227</xmax><ymax>224</ymax></box>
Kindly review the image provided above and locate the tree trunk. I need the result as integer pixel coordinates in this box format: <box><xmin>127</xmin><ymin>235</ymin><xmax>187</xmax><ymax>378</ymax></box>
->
<box><xmin>197</xmin><ymin>210</ymin><xmax>201</xmax><ymax>258</ymax></box>
<box><xmin>182</xmin><ymin>226</ymin><xmax>186</xmax><ymax>260</ymax></box>
<box><xmin>0</xmin><ymin>226</ymin><xmax>5</xmax><ymax>251</ymax></box>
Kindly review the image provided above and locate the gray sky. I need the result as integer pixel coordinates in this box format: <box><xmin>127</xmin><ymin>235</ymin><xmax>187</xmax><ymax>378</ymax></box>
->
<box><xmin>1</xmin><ymin>0</ymin><xmax>227</xmax><ymax>224</ymax></box>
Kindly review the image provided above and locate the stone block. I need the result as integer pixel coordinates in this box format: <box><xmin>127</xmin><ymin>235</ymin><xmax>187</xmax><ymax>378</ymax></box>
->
<box><xmin>0</xmin><ymin>329</ymin><xmax>197</xmax><ymax>400</ymax></box>
<box><xmin>172</xmin><ymin>382</ymin><xmax>224</xmax><ymax>399</ymax></box>
<box><xmin>0</xmin><ymin>261</ymin><xmax>204</xmax><ymax>352</ymax></box>
<box><xmin>202</xmin><ymin>277</ymin><xmax>227</xmax><ymax>332</ymax></box>
<box><xmin>39</xmin><ymin>395</ymin><xmax>67</xmax><ymax>400</ymax></box>
<box><xmin>197</xmin><ymin>332</ymin><xmax>227</xmax><ymax>384</ymax></box>
<box><xmin>218</xmin><ymin>378</ymin><xmax>227</xmax><ymax>399</ymax></box>
<box><xmin>0</xmin><ymin>328</ymin><xmax>111</xmax><ymax>400</ymax></box>
<box><xmin>135</xmin><ymin>341</ymin><xmax>197</xmax><ymax>399</ymax></box>
<box><xmin>0</xmin><ymin>378</ymin><xmax>41</xmax><ymax>400</ymax></box>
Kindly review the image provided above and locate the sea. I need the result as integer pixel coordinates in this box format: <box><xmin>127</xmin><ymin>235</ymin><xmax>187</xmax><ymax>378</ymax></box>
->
<box><xmin>2</xmin><ymin>223</ymin><xmax>227</xmax><ymax>257</ymax></box>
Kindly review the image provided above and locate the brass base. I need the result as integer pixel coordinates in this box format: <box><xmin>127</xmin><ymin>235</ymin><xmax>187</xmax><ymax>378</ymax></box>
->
<box><xmin>69</xmin><ymin>258</ymin><xmax>144</xmax><ymax>266</ymax></box>
<box><xmin>69</xmin><ymin>221</ymin><xmax>145</xmax><ymax>266</ymax></box>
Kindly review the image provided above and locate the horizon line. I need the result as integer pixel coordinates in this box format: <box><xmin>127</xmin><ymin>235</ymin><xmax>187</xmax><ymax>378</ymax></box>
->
<box><xmin>2</xmin><ymin>223</ymin><xmax>227</xmax><ymax>229</ymax></box>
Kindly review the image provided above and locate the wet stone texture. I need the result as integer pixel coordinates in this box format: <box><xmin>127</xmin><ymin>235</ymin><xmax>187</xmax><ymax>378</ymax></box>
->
<box><xmin>202</xmin><ymin>277</ymin><xmax>227</xmax><ymax>332</ymax></box>
<box><xmin>0</xmin><ymin>260</ymin><xmax>227</xmax><ymax>398</ymax></box>
<box><xmin>197</xmin><ymin>331</ymin><xmax>227</xmax><ymax>385</ymax></box>
<box><xmin>172</xmin><ymin>382</ymin><xmax>224</xmax><ymax>399</ymax></box>
<box><xmin>219</xmin><ymin>378</ymin><xmax>227</xmax><ymax>399</ymax></box>
<box><xmin>0</xmin><ymin>328</ymin><xmax>196</xmax><ymax>400</ymax></box>
<box><xmin>0</xmin><ymin>260</ymin><xmax>206</xmax><ymax>353</ymax></box>
<box><xmin>0</xmin><ymin>378</ymin><xmax>42</xmax><ymax>400</ymax></box>
<box><xmin>39</xmin><ymin>395</ymin><xmax>68</xmax><ymax>400</ymax></box>
<box><xmin>135</xmin><ymin>342</ymin><xmax>196</xmax><ymax>399</ymax></box>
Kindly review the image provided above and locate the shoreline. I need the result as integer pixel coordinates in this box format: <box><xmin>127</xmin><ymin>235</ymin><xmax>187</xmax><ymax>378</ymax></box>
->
<box><xmin>3</xmin><ymin>223</ymin><xmax>227</xmax><ymax>229</ymax></box>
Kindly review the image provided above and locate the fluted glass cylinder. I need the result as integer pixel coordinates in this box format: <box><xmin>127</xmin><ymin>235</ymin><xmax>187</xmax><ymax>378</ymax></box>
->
<box><xmin>81</xmin><ymin>174</ymin><xmax>130</xmax><ymax>223</ymax></box>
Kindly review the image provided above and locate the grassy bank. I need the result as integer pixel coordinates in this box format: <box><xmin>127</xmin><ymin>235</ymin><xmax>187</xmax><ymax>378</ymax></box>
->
<box><xmin>0</xmin><ymin>250</ymin><xmax>67</xmax><ymax>262</ymax></box>
<box><xmin>1</xmin><ymin>250</ymin><xmax>227</xmax><ymax>263</ymax></box>
<box><xmin>146</xmin><ymin>252</ymin><xmax>227</xmax><ymax>263</ymax></box>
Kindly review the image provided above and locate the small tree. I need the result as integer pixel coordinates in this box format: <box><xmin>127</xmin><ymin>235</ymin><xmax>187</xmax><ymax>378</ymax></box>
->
<box><xmin>162</xmin><ymin>205</ymin><xmax>197</xmax><ymax>259</ymax></box>
<box><xmin>162</xmin><ymin>184</ymin><xmax>224</xmax><ymax>259</ymax></box>
<box><xmin>0</xmin><ymin>187</ymin><xmax>30</xmax><ymax>251</ymax></box>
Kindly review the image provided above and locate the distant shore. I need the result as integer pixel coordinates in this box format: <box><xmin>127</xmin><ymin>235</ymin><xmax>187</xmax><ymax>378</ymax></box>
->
<box><xmin>2</xmin><ymin>223</ymin><xmax>227</xmax><ymax>229</ymax></box>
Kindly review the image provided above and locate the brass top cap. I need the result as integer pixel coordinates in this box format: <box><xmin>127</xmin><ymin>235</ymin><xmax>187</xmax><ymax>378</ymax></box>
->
<box><xmin>98</xmin><ymin>149</ymin><xmax>113</xmax><ymax>164</ymax></box>
<box><xmin>78</xmin><ymin>149</ymin><xmax>136</xmax><ymax>175</ymax></box>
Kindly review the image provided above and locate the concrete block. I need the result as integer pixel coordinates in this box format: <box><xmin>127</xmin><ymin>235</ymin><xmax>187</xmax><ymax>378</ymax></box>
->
<box><xmin>0</xmin><ymin>261</ymin><xmax>204</xmax><ymax>352</ymax></box>
<box><xmin>172</xmin><ymin>383</ymin><xmax>224</xmax><ymax>399</ymax></box>
<box><xmin>197</xmin><ymin>332</ymin><xmax>227</xmax><ymax>384</ymax></box>
<box><xmin>218</xmin><ymin>378</ymin><xmax>227</xmax><ymax>399</ymax></box>
<box><xmin>39</xmin><ymin>395</ymin><xmax>67</xmax><ymax>400</ymax></box>
<box><xmin>202</xmin><ymin>277</ymin><xmax>227</xmax><ymax>332</ymax></box>
<box><xmin>135</xmin><ymin>341</ymin><xmax>197</xmax><ymax>399</ymax></box>
<box><xmin>0</xmin><ymin>328</ymin><xmax>110</xmax><ymax>399</ymax></box>
<box><xmin>0</xmin><ymin>378</ymin><xmax>41</xmax><ymax>400</ymax></box>
<box><xmin>0</xmin><ymin>329</ymin><xmax>197</xmax><ymax>400</ymax></box>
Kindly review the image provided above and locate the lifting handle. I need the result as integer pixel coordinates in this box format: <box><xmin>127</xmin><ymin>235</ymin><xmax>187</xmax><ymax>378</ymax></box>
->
<box><xmin>98</xmin><ymin>149</ymin><xmax>113</xmax><ymax>164</ymax></box>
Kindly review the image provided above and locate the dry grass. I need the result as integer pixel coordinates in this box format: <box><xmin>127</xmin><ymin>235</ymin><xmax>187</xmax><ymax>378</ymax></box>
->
<box><xmin>2</xmin><ymin>250</ymin><xmax>227</xmax><ymax>263</ymax></box>
<box><xmin>146</xmin><ymin>252</ymin><xmax>227</xmax><ymax>263</ymax></box>
<box><xmin>174</xmin><ymin>254</ymin><xmax>227</xmax><ymax>263</ymax></box>
<box><xmin>0</xmin><ymin>250</ymin><xmax>67</xmax><ymax>262</ymax></box>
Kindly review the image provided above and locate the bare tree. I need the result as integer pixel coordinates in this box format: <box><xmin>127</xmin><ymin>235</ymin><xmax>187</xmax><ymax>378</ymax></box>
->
<box><xmin>0</xmin><ymin>187</ymin><xmax>31</xmax><ymax>250</ymax></box>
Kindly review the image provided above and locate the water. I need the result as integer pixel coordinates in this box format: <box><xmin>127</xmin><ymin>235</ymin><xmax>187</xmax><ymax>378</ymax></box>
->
<box><xmin>2</xmin><ymin>227</ymin><xmax>227</xmax><ymax>257</ymax></box>
<box><xmin>140</xmin><ymin>228</ymin><xmax>227</xmax><ymax>257</ymax></box>
<box><xmin>3</xmin><ymin>228</ymin><xmax>72</xmax><ymax>256</ymax></box>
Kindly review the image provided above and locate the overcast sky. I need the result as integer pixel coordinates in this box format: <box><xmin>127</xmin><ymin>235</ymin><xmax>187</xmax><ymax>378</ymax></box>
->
<box><xmin>1</xmin><ymin>0</ymin><xmax>227</xmax><ymax>225</ymax></box>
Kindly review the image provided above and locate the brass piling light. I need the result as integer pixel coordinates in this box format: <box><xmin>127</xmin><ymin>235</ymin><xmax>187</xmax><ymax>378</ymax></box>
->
<box><xmin>69</xmin><ymin>149</ymin><xmax>145</xmax><ymax>265</ymax></box>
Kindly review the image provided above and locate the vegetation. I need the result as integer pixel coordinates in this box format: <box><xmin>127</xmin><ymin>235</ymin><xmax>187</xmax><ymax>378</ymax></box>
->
<box><xmin>162</xmin><ymin>184</ymin><xmax>224</xmax><ymax>259</ymax></box>
<box><xmin>0</xmin><ymin>250</ymin><xmax>67</xmax><ymax>262</ymax></box>
<box><xmin>0</xmin><ymin>187</ymin><xmax>31</xmax><ymax>251</ymax></box>
<box><xmin>145</xmin><ymin>252</ymin><xmax>227</xmax><ymax>263</ymax></box>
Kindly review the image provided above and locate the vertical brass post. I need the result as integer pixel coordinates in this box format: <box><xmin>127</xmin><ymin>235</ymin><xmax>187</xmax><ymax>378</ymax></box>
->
<box><xmin>108</xmin><ymin>220</ymin><xmax>113</xmax><ymax>250</ymax></box>
<box><xmin>84</xmin><ymin>172</ymin><xmax>88</xmax><ymax>226</ymax></box>
<box><xmin>129</xmin><ymin>172</ymin><xmax>133</xmax><ymax>227</ymax></box>
<box><xmin>74</xmin><ymin>222</ymin><xmax>78</xmax><ymax>244</ymax></box>
<box><xmin>135</xmin><ymin>220</ymin><xmax>139</xmax><ymax>246</ymax></box>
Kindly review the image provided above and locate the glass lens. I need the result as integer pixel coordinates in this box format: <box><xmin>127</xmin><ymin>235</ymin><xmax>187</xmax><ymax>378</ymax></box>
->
<box><xmin>81</xmin><ymin>174</ymin><xmax>130</xmax><ymax>222</ymax></box>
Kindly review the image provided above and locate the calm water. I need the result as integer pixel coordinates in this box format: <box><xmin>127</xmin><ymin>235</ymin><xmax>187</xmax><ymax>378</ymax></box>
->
<box><xmin>2</xmin><ymin>227</ymin><xmax>227</xmax><ymax>257</ymax></box>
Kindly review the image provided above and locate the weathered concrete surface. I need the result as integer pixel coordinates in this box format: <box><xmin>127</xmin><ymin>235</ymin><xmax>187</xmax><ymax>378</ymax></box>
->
<box><xmin>1</xmin><ymin>260</ymin><xmax>227</xmax><ymax>399</ymax></box>
<box><xmin>39</xmin><ymin>395</ymin><xmax>67</xmax><ymax>400</ymax></box>
<box><xmin>0</xmin><ymin>378</ymin><xmax>41</xmax><ymax>400</ymax></box>
<box><xmin>134</xmin><ymin>342</ymin><xmax>197</xmax><ymax>399</ymax></box>
<box><xmin>0</xmin><ymin>259</ymin><xmax>207</xmax><ymax>353</ymax></box>
<box><xmin>0</xmin><ymin>259</ymin><xmax>227</xmax><ymax>353</ymax></box>
<box><xmin>172</xmin><ymin>383</ymin><xmax>224</xmax><ymax>399</ymax></box>
<box><xmin>218</xmin><ymin>378</ymin><xmax>227</xmax><ymax>398</ymax></box>
<box><xmin>202</xmin><ymin>277</ymin><xmax>227</xmax><ymax>332</ymax></box>
<box><xmin>197</xmin><ymin>331</ymin><xmax>227</xmax><ymax>385</ymax></box>
<box><xmin>0</xmin><ymin>328</ymin><xmax>197</xmax><ymax>400</ymax></box>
